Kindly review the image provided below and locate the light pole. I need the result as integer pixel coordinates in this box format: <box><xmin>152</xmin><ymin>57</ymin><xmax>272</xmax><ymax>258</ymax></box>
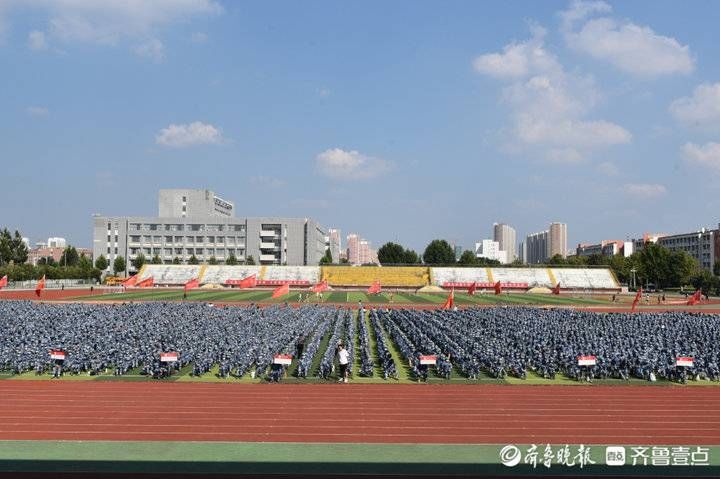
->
<box><xmin>630</xmin><ymin>268</ymin><xmax>637</xmax><ymax>290</ymax></box>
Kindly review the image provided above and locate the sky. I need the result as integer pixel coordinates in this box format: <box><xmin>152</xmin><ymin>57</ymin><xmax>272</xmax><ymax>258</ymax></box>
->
<box><xmin>2</xmin><ymin>0</ymin><xmax>720</xmax><ymax>253</ymax></box>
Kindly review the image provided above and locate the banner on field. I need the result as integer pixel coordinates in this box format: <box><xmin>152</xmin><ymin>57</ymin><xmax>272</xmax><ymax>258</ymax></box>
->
<box><xmin>676</xmin><ymin>356</ymin><xmax>694</xmax><ymax>367</ymax></box>
<box><xmin>273</xmin><ymin>354</ymin><xmax>292</xmax><ymax>365</ymax></box>
<box><xmin>49</xmin><ymin>349</ymin><xmax>66</xmax><ymax>360</ymax></box>
<box><xmin>419</xmin><ymin>355</ymin><xmax>437</xmax><ymax>365</ymax></box>
<box><xmin>577</xmin><ymin>355</ymin><xmax>597</xmax><ymax>366</ymax></box>
<box><xmin>160</xmin><ymin>352</ymin><xmax>179</xmax><ymax>362</ymax></box>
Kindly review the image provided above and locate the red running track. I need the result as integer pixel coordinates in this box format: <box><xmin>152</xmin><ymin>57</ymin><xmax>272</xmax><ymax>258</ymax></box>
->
<box><xmin>1</xmin><ymin>382</ymin><xmax>719</xmax><ymax>444</ymax></box>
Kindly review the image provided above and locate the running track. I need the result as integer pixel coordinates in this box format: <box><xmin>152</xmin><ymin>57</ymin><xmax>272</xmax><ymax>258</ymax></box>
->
<box><xmin>0</xmin><ymin>382</ymin><xmax>719</xmax><ymax>445</ymax></box>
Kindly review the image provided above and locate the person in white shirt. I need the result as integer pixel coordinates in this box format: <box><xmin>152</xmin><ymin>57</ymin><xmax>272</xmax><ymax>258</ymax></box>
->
<box><xmin>337</xmin><ymin>343</ymin><xmax>350</xmax><ymax>383</ymax></box>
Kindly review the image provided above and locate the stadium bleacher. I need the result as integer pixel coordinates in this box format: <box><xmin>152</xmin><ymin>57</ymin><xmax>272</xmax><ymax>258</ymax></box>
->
<box><xmin>322</xmin><ymin>266</ymin><xmax>429</xmax><ymax>287</ymax></box>
<box><xmin>489</xmin><ymin>268</ymin><xmax>553</xmax><ymax>288</ymax></box>
<box><xmin>137</xmin><ymin>265</ymin><xmax>202</xmax><ymax>285</ymax></box>
<box><xmin>431</xmin><ymin>268</ymin><xmax>491</xmax><ymax>287</ymax></box>
<box><xmin>261</xmin><ymin>266</ymin><xmax>320</xmax><ymax>286</ymax></box>
<box><xmin>201</xmin><ymin>265</ymin><xmax>261</xmax><ymax>285</ymax></box>
<box><xmin>551</xmin><ymin>268</ymin><xmax>619</xmax><ymax>290</ymax></box>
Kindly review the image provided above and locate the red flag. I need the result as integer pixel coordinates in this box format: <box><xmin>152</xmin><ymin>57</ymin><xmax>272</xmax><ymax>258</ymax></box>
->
<box><xmin>35</xmin><ymin>275</ymin><xmax>46</xmax><ymax>297</ymax></box>
<box><xmin>494</xmin><ymin>281</ymin><xmax>502</xmax><ymax>295</ymax></box>
<box><xmin>122</xmin><ymin>274</ymin><xmax>138</xmax><ymax>287</ymax></box>
<box><xmin>367</xmin><ymin>280</ymin><xmax>381</xmax><ymax>294</ymax></box>
<box><xmin>240</xmin><ymin>274</ymin><xmax>257</xmax><ymax>288</ymax></box>
<box><xmin>184</xmin><ymin>277</ymin><xmax>199</xmax><ymax>292</ymax></box>
<box><xmin>467</xmin><ymin>282</ymin><xmax>477</xmax><ymax>295</ymax></box>
<box><xmin>551</xmin><ymin>282</ymin><xmax>561</xmax><ymax>295</ymax></box>
<box><xmin>136</xmin><ymin>277</ymin><xmax>154</xmax><ymax>288</ymax></box>
<box><xmin>311</xmin><ymin>280</ymin><xmax>329</xmax><ymax>293</ymax></box>
<box><xmin>272</xmin><ymin>283</ymin><xmax>290</xmax><ymax>298</ymax></box>
<box><xmin>0</xmin><ymin>275</ymin><xmax>7</xmax><ymax>290</ymax></box>
<box><xmin>687</xmin><ymin>289</ymin><xmax>702</xmax><ymax>306</ymax></box>
<box><xmin>442</xmin><ymin>288</ymin><xmax>455</xmax><ymax>309</ymax></box>
<box><xmin>631</xmin><ymin>288</ymin><xmax>643</xmax><ymax>312</ymax></box>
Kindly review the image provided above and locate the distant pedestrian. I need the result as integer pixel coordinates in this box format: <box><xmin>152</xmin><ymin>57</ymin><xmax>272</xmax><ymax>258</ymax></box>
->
<box><xmin>337</xmin><ymin>343</ymin><xmax>350</xmax><ymax>383</ymax></box>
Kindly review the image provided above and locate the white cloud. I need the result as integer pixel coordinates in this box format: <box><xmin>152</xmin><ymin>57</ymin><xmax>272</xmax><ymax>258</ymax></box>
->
<box><xmin>670</xmin><ymin>83</ymin><xmax>720</xmax><ymax>130</ymax></box>
<box><xmin>5</xmin><ymin>0</ymin><xmax>221</xmax><ymax>54</ymax></box>
<box><xmin>560</xmin><ymin>1</ymin><xmax>694</xmax><ymax>77</ymax></box>
<box><xmin>623</xmin><ymin>183</ymin><xmax>667</xmax><ymax>199</ymax></box>
<box><xmin>28</xmin><ymin>30</ymin><xmax>47</xmax><ymax>50</ymax></box>
<box><xmin>474</xmin><ymin>26</ymin><xmax>630</xmax><ymax>159</ymax></box>
<box><xmin>155</xmin><ymin>121</ymin><xmax>225</xmax><ymax>148</ymax></box>
<box><xmin>190</xmin><ymin>31</ymin><xmax>207</xmax><ymax>44</ymax></box>
<box><xmin>315</xmin><ymin>148</ymin><xmax>390</xmax><ymax>180</ymax></box>
<box><xmin>545</xmin><ymin>148</ymin><xmax>584</xmax><ymax>164</ymax></box>
<box><xmin>682</xmin><ymin>142</ymin><xmax>720</xmax><ymax>172</ymax></box>
<box><xmin>25</xmin><ymin>106</ymin><xmax>49</xmax><ymax>117</ymax></box>
<box><xmin>597</xmin><ymin>161</ymin><xmax>619</xmax><ymax>176</ymax></box>
<box><xmin>134</xmin><ymin>38</ymin><xmax>164</xmax><ymax>62</ymax></box>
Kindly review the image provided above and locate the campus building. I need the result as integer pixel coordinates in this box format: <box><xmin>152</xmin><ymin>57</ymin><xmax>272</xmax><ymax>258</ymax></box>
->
<box><xmin>475</xmin><ymin>239</ymin><xmax>508</xmax><ymax>264</ymax></box>
<box><xmin>92</xmin><ymin>189</ymin><xmax>327</xmax><ymax>272</ymax></box>
<box><xmin>633</xmin><ymin>227</ymin><xmax>720</xmax><ymax>272</ymax></box>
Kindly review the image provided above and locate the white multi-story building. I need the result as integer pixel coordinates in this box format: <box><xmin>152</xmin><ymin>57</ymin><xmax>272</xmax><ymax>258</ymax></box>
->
<box><xmin>475</xmin><ymin>239</ymin><xmax>508</xmax><ymax>264</ymax></box>
<box><xmin>47</xmin><ymin>237</ymin><xmax>66</xmax><ymax>248</ymax></box>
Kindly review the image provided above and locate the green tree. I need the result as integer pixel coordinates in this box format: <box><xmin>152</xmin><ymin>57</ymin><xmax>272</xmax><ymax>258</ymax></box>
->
<box><xmin>113</xmin><ymin>256</ymin><xmax>126</xmax><ymax>276</ymax></box>
<box><xmin>510</xmin><ymin>258</ymin><xmax>524</xmax><ymax>266</ymax></box>
<box><xmin>667</xmin><ymin>250</ymin><xmax>698</xmax><ymax>287</ymax></box>
<box><xmin>208</xmin><ymin>256</ymin><xmax>218</xmax><ymax>265</ymax></box>
<box><xmin>78</xmin><ymin>254</ymin><xmax>93</xmax><ymax>271</ymax></box>
<box><xmin>714</xmin><ymin>261</ymin><xmax>720</xmax><ymax>277</ymax></box>
<box><xmin>340</xmin><ymin>257</ymin><xmax>349</xmax><ymax>264</ymax></box>
<box><xmin>377</xmin><ymin>242</ymin><xmax>405</xmax><ymax>264</ymax></box>
<box><xmin>566</xmin><ymin>255</ymin><xmax>589</xmax><ymax>266</ymax></box>
<box><xmin>690</xmin><ymin>269</ymin><xmax>714</xmax><ymax>294</ymax></box>
<box><xmin>246</xmin><ymin>255</ymin><xmax>255</xmax><ymax>265</ymax></box>
<box><xmin>0</xmin><ymin>229</ymin><xmax>12</xmax><ymax>264</ymax></box>
<box><xmin>457</xmin><ymin>250</ymin><xmax>478</xmax><ymax>266</ymax></box>
<box><xmin>637</xmin><ymin>243</ymin><xmax>671</xmax><ymax>288</ymax></box>
<box><xmin>131</xmin><ymin>253</ymin><xmax>146</xmax><ymax>271</ymax></box>
<box><xmin>319</xmin><ymin>248</ymin><xmax>333</xmax><ymax>265</ymax></box>
<box><xmin>476</xmin><ymin>257</ymin><xmax>501</xmax><ymax>266</ymax></box>
<box><xmin>172</xmin><ymin>257</ymin><xmax>182</xmax><ymax>265</ymax></box>
<box><xmin>95</xmin><ymin>255</ymin><xmax>108</xmax><ymax>270</ymax></box>
<box><xmin>226</xmin><ymin>254</ymin><xmax>238</xmax><ymax>265</ymax></box>
<box><xmin>11</xmin><ymin>231</ymin><xmax>28</xmax><ymax>264</ymax></box>
<box><xmin>59</xmin><ymin>246</ymin><xmax>80</xmax><ymax>267</ymax></box>
<box><xmin>422</xmin><ymin>240</ymin><xmax>455</xmax><ymax>265</ymax></box>
<box><xmin>151</xmin><ymin>254</ymin><xmax>162</xmax><ymax>264</ymax></box>
<box><xmin>547</xmin><ymin>254</ymin><xmax>566</xmax><ymax>265</ymax></box>
<box><xmin>38</xmin><ymin>257</ymin><xmax>56</xmax><ymax>266</ymax></box>
<box><xmin>403</xmin><ymin>249</ymin><xmax>420</xmax><ymax>264</ymax></box>
<box><xmin>188</xmin><ymin>255</ymin><xmax>199</xmax><ymax>265</ymax></box>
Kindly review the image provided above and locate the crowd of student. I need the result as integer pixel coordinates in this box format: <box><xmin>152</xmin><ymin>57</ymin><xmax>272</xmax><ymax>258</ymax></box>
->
<box><xmin>1</xmin><ymin>301</ymin><xmax>718</xmax><ymax>383</ymax></box>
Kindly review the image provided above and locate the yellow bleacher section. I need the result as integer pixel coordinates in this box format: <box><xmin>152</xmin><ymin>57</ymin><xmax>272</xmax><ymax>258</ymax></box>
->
<box><xmin>547</xmin><ymin>268</ymin><xmax>557</xmax><ymax>286</ymax></box>
<box><xmin>321</xmin><ymin>266</ymin><xmax>430</xmax><ymax>287</ymax></box>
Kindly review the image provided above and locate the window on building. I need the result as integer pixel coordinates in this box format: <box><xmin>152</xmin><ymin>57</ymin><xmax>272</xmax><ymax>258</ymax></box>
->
<box><xmin>114</xmin><ymin>247</ymin><xmax>118</xmax><ymax>254</ymax></box>
<box><xmin>216</xmin><ymin>237</ymin><xmax>224</xmax><ymax>244</ymax></box>
<box><xmin>107</xmin><ymin>247</ymin><xmax>111</xmax><ymax>254</ymax></box>
<box><xmin>130</xmin><ymin>236</ymin><xmax>140</xmax><ymax>243</ymax></box>
<box><xmin>185</xmin><ymin>248</ymin><xmax>194</xmax><ymax>255</ymax></box>
<box><xmin>165</xmin><ymin>236</ymin><xmax>172</xmax><ymax>243</ymax></box>
<box><xmin>187</xmin><ymin>237</ymin><xmax>194</xmax><ymax>244</ymax></box>
<box><xmin>142</xmin><ymin>235</ymin><xmax>151</xmax><ymax>243</ymax></box>
<box><xmin>153</xmin><ymin>236</ymin><xmax>161</xmax><ymax>243</ymax></box>
<box><xmin>174</xmin><ymin>236</ymin><xmax>183</xmax><ymax>243</ymax></box>
<box><xmin>107</xmin><ymin>235</ymin><xmax>111</xmax><ymax>242</ymax></box>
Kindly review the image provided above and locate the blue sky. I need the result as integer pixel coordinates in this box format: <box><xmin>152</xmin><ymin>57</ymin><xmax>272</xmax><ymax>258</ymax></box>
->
<box><xmin>2</xmin><ymin>0</ymin><xmax>720</xmax><ymax>253</ymax></box>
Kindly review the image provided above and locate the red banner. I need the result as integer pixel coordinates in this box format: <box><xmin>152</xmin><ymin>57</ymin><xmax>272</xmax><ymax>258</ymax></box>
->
<box><xmin>494</xmin><ymin>281</ymin><xmax>502</xmax><ymax>295</ymax></box>
<box><xmin>441</xmin><ymin>282</ymin><xmax>529</xmax><ymax>289</ymax></box>
<box><xmin>122</xmin><ymin>275</ymin><xmax>138</xmax><ymax>287</ymax></box>
<box><xmin>160</xmin><ymin>352</ymin><xmax>178</xmax><ymax>362</ymax></box>
<box><xmin>0</xmin><ymin>275</ymin><xmax>7</xmax><ymax>289</ymax></box>
<box><xmin>136</xmin><ymin>277</ymin><xmax>154</xmax><ymax>288</ymax></box>
<box><xmin>184</xmin><ymin>278</ymin><xmax>199</xmax><ymax>292</ymax></box>
<box><xmin>676</xmin><ymin>356</ymin><xmax>694</xmax><ymax>367</ymax></box>
<box><xmin>367</xmin><ymin>280</ymin><xmax>381</xmax><ymax>294</ymax></box>
<box><xmin>577</xmin><ymin>355</ymin><xmax>597</xmax><ymax>366</ymax></box>
<box><xmin>273</xmin><ymin>354</ymin><xmax>293</xmax><ymax>365</ymax></box>
<box><xmin>272</xmin><ymin>283</ymin><xmax>290</xmax><ymax>298</ymax></box>
<box><xmin>258</xmin><ymin>280</ymin><xmax>310</xmax><ymax>286</ymax></box>
<box><xmin>687</xmin><ymin>290</ymin><xmax>702</xmax><ymax>306</ymax></box>
<box><xmin>467</xmin><ymin>282</ymin><xmax>477</xmax><ymax>295</ymax></box>
<box><xmin>49</xmin><ymin>349</ymin><xmax>66</xmax><ymax>360</ymax></box>
<box><xmin>419</xmin><ymin>355</ymin><xmax>437</xmax><ymax>365</ymax></box>
<box><xmin>35</xmin><ymin>275</ymin><xmax>46</xmax><ymax>297</ymax></box>
<box><xmin>552</xmin><ymin>282</ymin><xmax>561</xmax><ymax>295</ymax></box>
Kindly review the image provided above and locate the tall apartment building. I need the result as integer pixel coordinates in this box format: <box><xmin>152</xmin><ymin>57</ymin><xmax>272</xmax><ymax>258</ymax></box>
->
<box><xmin>326</xmin><ymin>228</ymin><xmax>341</xmax><ymax>263</ymax></box>
<box><xmin>549</xmin><ymin>222</ymin><xmax>568</xmax><ymax>258</ymax></box>
<box><xmin>92</xmin><ymin>189</ymin><xmax>327</xmax><ymax>271</ymax></box>
<box><xmin>493</xmin><ymin>223</ymin><xmax>516</xmax><ymax>263</ymax></box>
<box><xmin>346</xmin><ymin>234</ymin><xmax>360</xmax><ymax>265</ymax></box>
<box><xmin>525</xmin><ymin>231</ymin><xmax>549</xmax><ymax>264</ymax></box>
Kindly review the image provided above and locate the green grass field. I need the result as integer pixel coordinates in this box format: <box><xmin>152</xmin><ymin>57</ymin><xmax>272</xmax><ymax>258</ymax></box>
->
<box><xmin>78</xmin><ymin>289</ymin><xmax>609</xmax><ymax>306</ymax></box>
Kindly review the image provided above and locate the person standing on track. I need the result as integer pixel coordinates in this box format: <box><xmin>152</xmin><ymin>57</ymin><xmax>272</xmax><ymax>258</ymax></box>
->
<box><xmin>337</xmin><ymin>342</ymin><xmax>350</xmax><ymax>383</ymax></box>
